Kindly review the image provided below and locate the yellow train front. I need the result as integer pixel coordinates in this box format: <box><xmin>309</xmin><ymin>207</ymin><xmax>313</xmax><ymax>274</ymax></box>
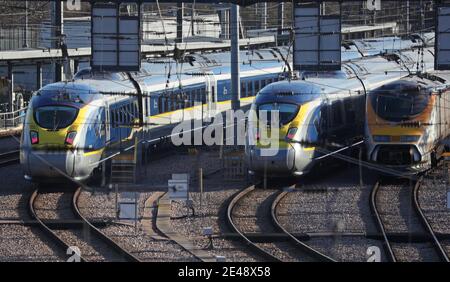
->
<box><xmin>365</xmin><ymin>75</ymin><xmax>450</xmax><ymax>174</ymax></box>
<box><xmin>20</xmin><ymin>83</ymin><xmax>107</xmax><ymax>183</ymax></box>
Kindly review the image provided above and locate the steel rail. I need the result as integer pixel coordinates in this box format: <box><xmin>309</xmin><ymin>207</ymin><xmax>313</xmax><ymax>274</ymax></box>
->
<box><xmin>72</xmin><ymin>187</ymin><xmax>142</xmax><ymax>262</ymax></box>
<box><xmin>28</xmin><ymin>188</ymin><xmax>88</xmax><ymax>262</ymax></box>
<box><xmin>370</xmin><ymin>181</ymin><xmax>397</xmax><ymax>262</ymax></box>
<box><xmin>226</xmin><ymin>185</ymin><xmax>282</xmax><ymax>262</ymax></box>
<box><xmin>412</xmin><ymin>178</ymin><xmax>450</xmax><ymax>262</ymax></box>
<box><xmin>271</xmin><ymin>191</ymin><xmax>337</xmax><ymax>262</ymax></box>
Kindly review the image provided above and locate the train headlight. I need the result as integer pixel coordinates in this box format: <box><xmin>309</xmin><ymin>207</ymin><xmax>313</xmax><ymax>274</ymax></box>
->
<box><xmin>400</xmin><ymin>135</ymin><xmax>420</xmax><ymax>142</ymax></box>
<box><xmin>372</xmin><ymin>135</ymin><xmax>390</xmax><ymax>142</ymax></box>
<box><xmin>286</xmin><ymin>127</ymin><xmax>298</xmax><ymax>141</ymax></box>
<box><xmin>65</xmin><ymin>131</ymin><xmax>77</xmax><ymax>145</ymax></box>
<box><xmin>30</xmin><ymin>131</ymin><xmax>39</xmax><ymax>144</ymax></box>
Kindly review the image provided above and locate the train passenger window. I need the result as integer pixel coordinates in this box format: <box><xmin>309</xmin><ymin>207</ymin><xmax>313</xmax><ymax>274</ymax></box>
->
<box><xmin>241</xmin><ymin>82</ymin><xmax>246</xmax><ymax>98</ymax></box>
<box><xmin>192</xmin><ymin>89</ymin><xmax>197</xmax><ymax>102</ymax></box>
<box><xmin>211</xmin><ymin>86</ymin><xmax>215</xmax><ymax>102</ymax></box>
<box><xmin>247</xmin><ymin>81</ymin><xmax>253</xmax><ymax>96</ymax></box>
<box><xmin>158</xmin><ymin>96</ymin><xmax>163</xmax><ymax>113</ymax></box>
<box><xmin>255</xmin><ymin>80</ymin><xmax>261</xmax><ymax>93</ymax></box>
<box><xmin>191</xmin><ymin>89</ymin><xmax>195</xmax><ymax>103</ymax></box>
<box><xmin>331</xmin><ymin>102</ymin><xmax>344</xmax><ymax>128</ymax></box>
<box><xmin>163</xmin><ymin>95</ymin><xmax>168</xmax><ymax>112</ymax></box>
<box><xmin>185</xmin><ymin>90</ymin><xmax>191</xmax><ymax>107</ymax></box>
<box><xmin>111</xmin><ymin>110</ymin><xmax>115</xmax><ymax>127</ymax></box>
<box><xmin>201</xmin><ymin>88</ymin><xmax>206</xmax><ymax>104</ymax></box>
<box><xmin>319</xmin><ymin>106</ymin><xmax>329</xmax><ymax>132</ymax></box>
<box><xmin>168</xmin><ymin>95</ymin><xmax>173</xmax><ymax>111</ymax></box>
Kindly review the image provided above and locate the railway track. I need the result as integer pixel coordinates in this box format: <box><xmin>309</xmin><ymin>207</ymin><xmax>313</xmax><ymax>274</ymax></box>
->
<box><xmin>227</xmin><ymin>185</ymin><xmax>335</xmax><ymax>262</ymax></box>
<box><xmin>371</xmin><ymin>178</ymin><xmax>449</xmax><ymax>262</ymax></box>
<box><xmin>28</xmin><ymin>186</ymin><xmax>141</xmax><ymax>262</ymax></box>
<box><xmin>0</xmin><ymin>150</ymin><xmax>19</xmax><ymax>167</ymax></box>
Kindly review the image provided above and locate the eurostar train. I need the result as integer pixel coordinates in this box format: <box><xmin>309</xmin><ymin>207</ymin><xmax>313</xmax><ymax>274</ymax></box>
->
<box><xmin>365</xmin><ymin>73</ymin><xmax>450</xmax><ymax>173</ymax></box>
<box><xmin>245</xmin><ymin>47</ymin><xmax>435</xmax><ymax>178</ymax></box>
<box><xmin>20</xmin><ymin>33</ymin><xmax>433</xmax><ymax>182</ymax></box>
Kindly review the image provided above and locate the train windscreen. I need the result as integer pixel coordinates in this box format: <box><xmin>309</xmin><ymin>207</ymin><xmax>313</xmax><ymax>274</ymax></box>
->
<box><xmin>34</xmin><ymin>106</ymin><xmax>78</xmax><ymax>130</ymax></box>
<box><xmin>371</xmin><ymin>82</ymin><xmax>429</xmax><ymax>122</ymax></box>
<box><xmin>257</xmin><ymin>103</ymin><xmax>299</xmax><ymax>126</ymax></box>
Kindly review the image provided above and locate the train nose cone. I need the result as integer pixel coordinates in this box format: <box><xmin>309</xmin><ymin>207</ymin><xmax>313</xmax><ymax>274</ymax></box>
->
<box><xmin>23</xmin><ymin>149</ymin><xmax>75</xmax><ymax>181</ymax></box>
<box><xmin>249</xmin><ymin>145</ymin><xmax>297</xmax><ymax>175</ymax></box>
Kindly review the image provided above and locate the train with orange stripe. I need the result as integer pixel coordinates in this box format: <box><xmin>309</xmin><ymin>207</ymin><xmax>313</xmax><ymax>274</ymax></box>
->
<box><xmin>365</xmin><ymin>73</ymin><xmax>450</xmax><ymax>174</ymax></box>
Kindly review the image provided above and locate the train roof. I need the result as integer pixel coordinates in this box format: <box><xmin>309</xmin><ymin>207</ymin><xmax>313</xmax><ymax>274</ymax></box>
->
<box><xmin>31</xmin><ymin>82</ymin><xmax>105</xmax><ymax>108</ymax></box>
<box><xmin>254</xmin><ymin>80</ymin><xmax>324</xmax><ymax>105</ymax></box>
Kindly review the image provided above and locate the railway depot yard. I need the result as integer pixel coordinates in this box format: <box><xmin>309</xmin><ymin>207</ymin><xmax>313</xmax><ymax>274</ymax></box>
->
<box><xmin>1</xmin><ymin>1</ymin><xmax>450</xmax><ymax>270</ymax></box>
<box><xmin>1</xmin><ymin>140</ymin><xmax>449</xmax><ymax>262</ymax></box>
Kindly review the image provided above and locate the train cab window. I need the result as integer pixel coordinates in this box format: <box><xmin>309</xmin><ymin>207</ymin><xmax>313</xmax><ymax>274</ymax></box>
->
<box><xmin>34</xmin><ymin>106</ymin><xmax>78</xmax><ymax>130</ymax></box>
<box><xmin>371</xmin><ymin>82</ymin><xmax>429</xmax><ymax>122</ymax></box>
<box><xmin>305</xmin><ymin>108</ymin><xmax>321</xmax><ymax>144</ymax></box>
<box><xmin>257</xmin><ymin>103</ymin><xmax>299</xmax><ymax>126</ymax></box>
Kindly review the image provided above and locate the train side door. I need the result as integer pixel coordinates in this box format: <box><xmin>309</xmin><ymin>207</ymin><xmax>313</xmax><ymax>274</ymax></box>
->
<box><xmin>104</xmin><ymin>102</ymin><xmax>111</xmax><ymax>145</ymax></box>
<box><xmin>205</xmin><ymin>74</ymin><xmax>217</xmax><ymax>118</ymax></box>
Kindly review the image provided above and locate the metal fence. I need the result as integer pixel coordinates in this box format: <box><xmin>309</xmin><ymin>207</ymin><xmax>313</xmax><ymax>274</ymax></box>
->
<box><xmin>0</xmin><ymin>107</ymin><xmax>26</xmax><ymax>130</ymax></box>
<box><xmin>222</xmin><ymin>146</ymin><xmax>247</xmax><ymax>181</ymax></box>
